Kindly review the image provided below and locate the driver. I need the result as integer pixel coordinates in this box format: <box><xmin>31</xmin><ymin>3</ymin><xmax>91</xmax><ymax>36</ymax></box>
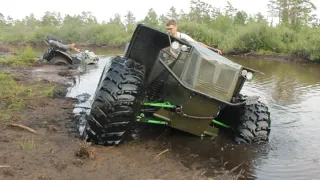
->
<box><xmin>67</xmin><ymin>42</ymin><xmax>81</xmax><ymax>53</ymax></box>
<box><xmin>45</xmin><ymin>34</ymin><xmax>81</xmax><ymax>53</ymax></box>
<box><xmin>166</xmin><ymin>19</ymin><xmax>223</xmax><ymax>55</ymax></box>
<box><xmin>48</xmin><ymin>40</ymin><xmax>81</xmax><ymax>53</ymax></box>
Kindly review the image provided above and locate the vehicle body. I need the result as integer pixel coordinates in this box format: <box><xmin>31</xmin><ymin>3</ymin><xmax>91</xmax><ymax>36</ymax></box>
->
<box><xmin>84</xmin><ymin>24</ymin><xmax>271</xmax><ymax>145</ymax></box>
<box><xmin>42</xmin><ymin>36</ymin><xmax>99</xmax><ymax>65</ymax></box>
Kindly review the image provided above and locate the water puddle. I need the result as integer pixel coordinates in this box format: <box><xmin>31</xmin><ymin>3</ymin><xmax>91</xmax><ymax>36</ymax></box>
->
<box><xmin>66</xmin><ymin>57</ymin><xmax>112</xmax><ymax>109</ymax></box>
<box><xmin>65</xmin><ymin>57</ymin><xmax>112</xmax><ymax>138</ymax></box>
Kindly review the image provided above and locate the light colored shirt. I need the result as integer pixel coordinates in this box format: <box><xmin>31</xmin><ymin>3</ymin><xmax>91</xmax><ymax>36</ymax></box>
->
<box><xmin>175</xmin><ymin>32</ymin><xmax>196</xmax><ymax>43</ymax></box>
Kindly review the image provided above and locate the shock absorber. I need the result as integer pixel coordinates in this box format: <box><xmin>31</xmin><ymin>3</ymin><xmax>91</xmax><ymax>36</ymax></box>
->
<box><xmin>148</xmin><ymin>80</ymin><xmax>164</xmax><ymax>101</ymax></box>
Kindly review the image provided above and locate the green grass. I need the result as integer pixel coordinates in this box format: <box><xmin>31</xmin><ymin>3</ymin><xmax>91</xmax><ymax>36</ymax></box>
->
<box><xmin>256</xmin><ymin>49</ymin><xmax>277</xmax><ymax>55</ymax></box>
<box><xmin>0</xmin><ymin>46</ymin><xmax>37</xmax><ymax>67</ymax></box>
<box><xmin>0</xmin><ymin>72</ymin><xmax>55</xmax><ymax>121</ymax></box>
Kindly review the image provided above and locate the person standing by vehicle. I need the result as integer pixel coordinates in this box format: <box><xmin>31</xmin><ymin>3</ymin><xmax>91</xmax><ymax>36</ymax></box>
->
<box><xmin>166</xmin><ymin>19</ymin><xmax>223</xmax><ymax>55</ymax></box>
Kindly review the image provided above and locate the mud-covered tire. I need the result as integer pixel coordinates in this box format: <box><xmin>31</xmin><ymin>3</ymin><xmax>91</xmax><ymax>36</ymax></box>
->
<box><xmin>50</xmin><ymin>56</ymin><xmax>71</xmax><ymax>65</ymax></box>
<box><xmin>234</xmin><ymin>102</ymin><xmax>271</xmax><ymax>144</ymax></box>
<box><xmin>42</xmin><ymin>50</ymin><xmax>50</xmax><ymax>60</ymax></box>
<box><xmin>86</xmin><ymin>56</ymin><xmax>145</xmax><ymax>146</ymax></box>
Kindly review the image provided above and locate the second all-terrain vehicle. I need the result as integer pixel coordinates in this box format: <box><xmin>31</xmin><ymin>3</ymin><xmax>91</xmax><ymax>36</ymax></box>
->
<box><xmin>82</xmin><ymin>24</ymin><xmax>271</xmax><ymax>146</ymax></box>
<box><xmin>42</xmin><ymin>35</ymin><xmax>99</xmax><ymax>66</ymax></box>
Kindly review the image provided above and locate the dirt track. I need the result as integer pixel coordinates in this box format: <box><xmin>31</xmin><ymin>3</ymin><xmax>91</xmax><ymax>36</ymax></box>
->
<box><xmin>0</xmin><ymin>65</ymin><xmax>239</xmax><ymax>180</ymax></box>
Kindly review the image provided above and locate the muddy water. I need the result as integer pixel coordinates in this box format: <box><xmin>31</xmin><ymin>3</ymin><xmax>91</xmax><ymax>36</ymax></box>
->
<box><xmin>230</xmin><ymin>57</ymin><xmax>320</xmax><ymax>180</ymax></box>
<box><xmin>33</xmin><ymin>46</ymin><xmax>320</xmax><ymax>179</ymax></box>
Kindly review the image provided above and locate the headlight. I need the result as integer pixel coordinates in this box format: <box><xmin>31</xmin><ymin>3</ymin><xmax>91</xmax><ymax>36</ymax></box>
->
<box><xmin>171</xmin><ymin>41</ymin><xmax>180</xmax><ymax>50</ymax></box>
<box><xmin>241</xmin><ymin>69</ymin><xmax>247</xmax><ymax>77</ymax></box>
<box><xmin>246</xmin><ymin>72</ymin><xmax>253</xmax><ymax>80</ymax></box>
<box><xmin>181</xmin><ymin>45</ymin><xmax>188</xmax><ymax>51</ymax></box>
<box><xmin>241</xmin><ymin>69</ymin><xmax>253</xmax><ymax>80</ymax></box>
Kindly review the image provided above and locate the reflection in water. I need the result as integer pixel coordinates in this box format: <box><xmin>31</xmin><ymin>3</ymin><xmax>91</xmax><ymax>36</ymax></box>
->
<box><xmin>59</xmin><ymin>48</ymin><xmax>320</xmax><ymax>180</ymax></box>
<box><xmin>66</xmin><ymin>57</ymin><xmax>112</xmax><ymax>114</ymax></box>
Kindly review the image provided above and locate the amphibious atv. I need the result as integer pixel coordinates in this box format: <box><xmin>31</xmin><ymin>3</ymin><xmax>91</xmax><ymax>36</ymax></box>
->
<box><xmin>83</xmin><ymin>24</ymin><xmax>271</xmax><ymax>145</ymax></box>
<box><xmin>42</xmin><ymin>35</ymin><xmax>99</xmax><ymax>65</ymax></box>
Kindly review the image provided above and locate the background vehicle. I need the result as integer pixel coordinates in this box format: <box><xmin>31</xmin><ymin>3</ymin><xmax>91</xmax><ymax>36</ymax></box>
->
<box><xmin>42</xmin><ymin>36</ymin><xmax>99</xmax><ymax>65</ymax></box>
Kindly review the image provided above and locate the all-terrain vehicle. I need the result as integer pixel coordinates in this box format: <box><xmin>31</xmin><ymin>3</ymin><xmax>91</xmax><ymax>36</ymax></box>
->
<box><xmin>42</xmin><ymin>35</ymin><xmax>99</xmax><ymax>65</ymax></box>
<box><xmin>83</xmin><ymin>24</ymin><xmax>271</xmax><ymax>146</ymax></box>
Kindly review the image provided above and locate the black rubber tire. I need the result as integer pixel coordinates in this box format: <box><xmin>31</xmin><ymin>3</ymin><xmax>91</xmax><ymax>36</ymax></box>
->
<box><xmin>50</xmin><ymin>56</ymin><xmax>71</xmax><ymax>65</ymax></box>
<box><xmin>234</xmin><ymin>101</ymin><xmax>271</xmax><ymax>144</ymax></box>
<box><xmin>86</xmin><ymin>56</ymin><xmax>145</xmax><ymax>146</ymax></box>
<box><xmin>42</xmin><ymin>49</ymin><xmax>51</xmax><ymax>60</ymax></box>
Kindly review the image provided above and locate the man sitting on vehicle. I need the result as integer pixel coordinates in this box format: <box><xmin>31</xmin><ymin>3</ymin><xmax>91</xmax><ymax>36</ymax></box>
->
<box><xmin>48</xmin><ymin>40</ymin><xmax>81</xmax><ymax>53</ymax></box>
<box><xmin>45</xmin><ymin>34</ymin><xmax>81</xmax><ymax>53</ymax></box>
<box><xmin>166</xmin><ymin>19</ymin><xmax>223</xmax><ymax>55</ymax></box>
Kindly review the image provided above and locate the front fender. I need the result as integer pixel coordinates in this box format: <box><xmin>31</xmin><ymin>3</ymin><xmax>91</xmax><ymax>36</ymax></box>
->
<box><xmin>49</xmin><ymin>50</ymin><xmax>73</xmax><ymax>64</ymax></box>
<box><xmin>54</xmin><ymin>50</ymin><xmax>72</xmax><ymax>59</ymax></box>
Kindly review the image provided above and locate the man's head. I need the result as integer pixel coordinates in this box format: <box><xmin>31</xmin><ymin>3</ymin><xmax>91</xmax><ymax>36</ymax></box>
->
<box><xmin>166</xmin><ymin>19</ymin><xmax>178</xmax><ymax>36</ymax></box>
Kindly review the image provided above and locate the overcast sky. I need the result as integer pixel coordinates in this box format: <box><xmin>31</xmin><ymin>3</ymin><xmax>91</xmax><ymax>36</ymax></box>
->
<box><xmin>1</xmin><ymin>0</ymin><xmax>319</xmax><ymax>22</ymax></box>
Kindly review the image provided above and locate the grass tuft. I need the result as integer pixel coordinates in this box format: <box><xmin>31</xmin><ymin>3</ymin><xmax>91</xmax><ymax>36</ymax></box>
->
<box><xmin>0</xmin><ymin>72</ymin><xmax>55</xmax><ymax>121</ymax></box>
<box><xmin>0</xmin><ymin>46</ymin><xmax>37</xmax><ymax>67</ymax></box>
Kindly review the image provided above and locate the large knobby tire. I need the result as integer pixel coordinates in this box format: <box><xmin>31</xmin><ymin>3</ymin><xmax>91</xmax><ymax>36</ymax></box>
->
<box><xmin>86</xmin><ymin>56</ymin><xmax>145</xmax><ymax>146</ymax></box>
<box><xmin>50</xmin><ymin>56</ymin><xmax>71</xmax><ymax>65</ymax></box>
<box><xmin>42</xmin><ymin>50</ymin><xmax>50</xmax><ymax>60</ymax></box>
<box><xmin>234</xmin><ymin>102</ymin><xmax>271</xmax><ymax>144</ymax></box>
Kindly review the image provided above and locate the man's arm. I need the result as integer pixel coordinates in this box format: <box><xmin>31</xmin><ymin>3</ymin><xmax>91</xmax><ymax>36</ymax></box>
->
<box><xmin>180</xmin><ymin>33</ymin><xmax>223</xmax><ymax>55</ymax></box>
<box><xmin>198</xmin><ymin>42</ymin><xmax>223</xmax><ymax>55</ymax></box>
<box><xmin>73</xmin><ymin>47</ymin><xmax>81</xmax><ymax>53</ymax></box>
<box><xmin>67</xmin><ymin>44</ymin><xmax>81</xmax><ymax>53</ymax></box>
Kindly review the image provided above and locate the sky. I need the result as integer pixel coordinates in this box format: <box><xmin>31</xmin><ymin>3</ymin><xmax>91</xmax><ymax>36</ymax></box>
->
<box><xmin>1</xmin><ymin>0</ymin><xmax>319</xmax><ymax>22</ymax></box>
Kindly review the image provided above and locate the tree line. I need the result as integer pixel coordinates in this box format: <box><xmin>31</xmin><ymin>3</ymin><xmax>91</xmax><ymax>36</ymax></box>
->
<box><xmin>0</xmin><ymin>0</ymin><xmax>319</xmax><ymax>61</ymax></box>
